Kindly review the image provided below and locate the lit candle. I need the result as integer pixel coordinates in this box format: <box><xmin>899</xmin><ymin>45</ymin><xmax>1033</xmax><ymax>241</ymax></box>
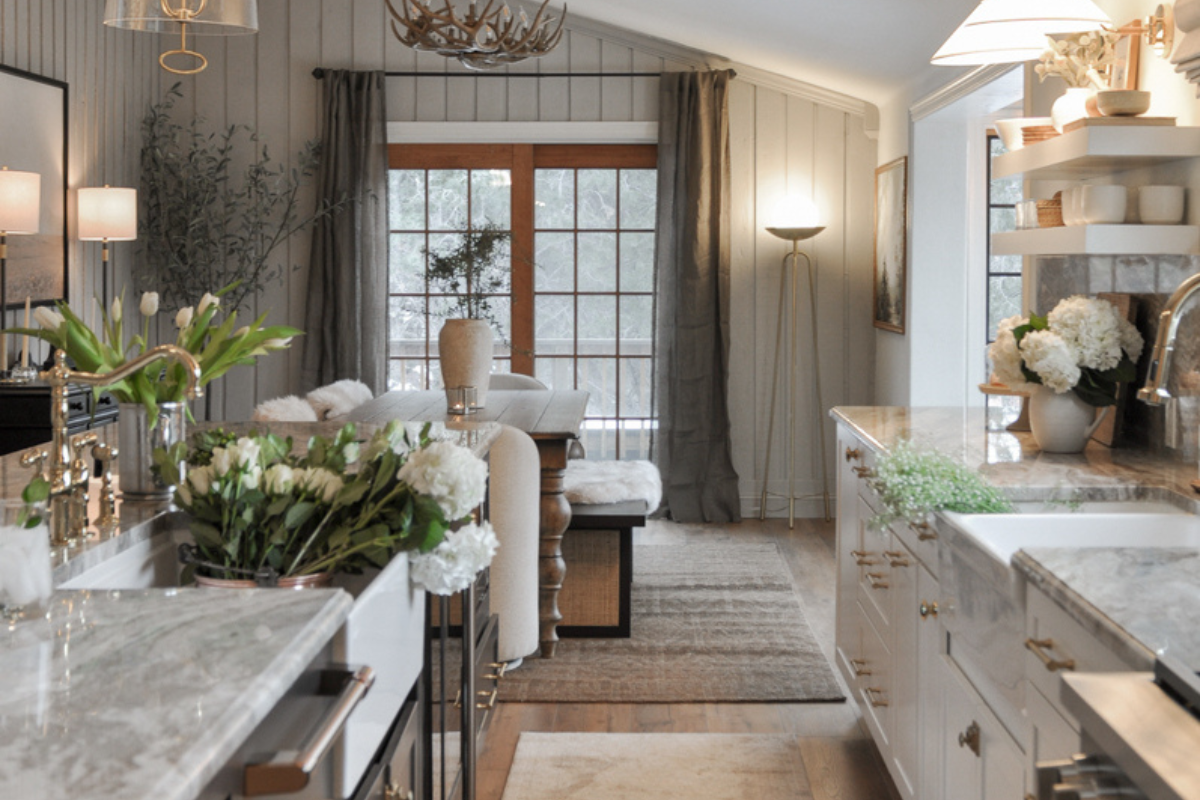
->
<box><xmin>21</xmin><ymin>296</ymin><xmax>29</xmax><ymax>368</ymax></box>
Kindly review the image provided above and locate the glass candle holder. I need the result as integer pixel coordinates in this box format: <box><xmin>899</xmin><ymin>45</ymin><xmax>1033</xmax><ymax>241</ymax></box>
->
<box><xmin>0</xmin><ymin>499</ymin><xmax>52</xmax><ymax>623</ymax></box>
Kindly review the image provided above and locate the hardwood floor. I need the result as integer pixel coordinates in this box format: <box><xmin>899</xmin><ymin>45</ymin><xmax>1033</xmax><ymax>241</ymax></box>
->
<box><xmin>477</xmin><ymin>518</ymin><xmax>898</xmax><ymax>800</ymax></box>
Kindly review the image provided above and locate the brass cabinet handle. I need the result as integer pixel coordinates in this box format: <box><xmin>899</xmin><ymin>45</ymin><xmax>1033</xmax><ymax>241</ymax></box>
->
<box><xmin>476</xmin><ymin>688</ymin><xmax>499</xmax><ymax>710</ymax></box>
<box><xmin>883</xmin><ymin>550</ymin><xmax>910</xmax><ymax>567</ymax></box>
<box><xmin>910</xmin><ymin>521</ymin><xmax>938</xmax><ymax>541</ymax></box>
<box><xmin>849</xmin><ymin>658</ymin><xmax>872</xmax><ymax>677</ymax></box>
<box><xmin>852</xmin><ymin>466</ymin><xmax>876</xmax><ymax>478</ymax></box>
<box><xmin>385</xmin><ymin>785</ymin><xmax>415</xmax><ymax>800</ymax></box>
<box><xmin>486</xmin><ymin>661</ymin><xmax>509</xmax><ymax>681</ymax></box>
<box><xmin>851</xmin><ymin>550</ymin><xmax>878</xmax><ymax>566</ymax></box>
<box><xmin>958</xmin><ymin>721</ymin><xmax>981</xmax><ymax>756</ymax></box>
<box><xmin>844</xmin><ymin>447</ymin><xmax>862</xmax><ymax>462</ymax></box>
<box><xmin>919</xmin><ymin>600</ymin><xmax>939</xmax><ymax>619</ymax></box>
<box><xmin>850</xmin><ymin>549</ymin><xmax>871</xmax><ymax>558</ymax></box>
<box><xmin>864</xmin><ymin>687</ymin><xmax>888</xmax><ymax>707</ymax></box>
<box><xmin>866</xmin><ymin>572</ymin><xmax>889</xmax><ymax>590</ymax></box>
<box><xmin>1025</xmin><ymin>638</ymin><xmax>1076</xmax><ymax>672</ymax></box>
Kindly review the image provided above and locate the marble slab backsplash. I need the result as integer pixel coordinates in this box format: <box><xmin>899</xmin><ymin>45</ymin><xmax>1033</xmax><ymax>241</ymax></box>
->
<box><xmin>1035</xmin><ymin>254</ymin><xmax>1200</xmax><ymax>457</ymax></box>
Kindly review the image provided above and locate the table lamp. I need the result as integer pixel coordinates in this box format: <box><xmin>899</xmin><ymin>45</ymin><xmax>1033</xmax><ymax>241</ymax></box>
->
<box><xmin>759</xmin><ymin>194</ymin><xmax>829</xmax><ymax>527</ymax></box>
<box><xmin>0</xmin><ymin>167</ymin><xmax>40</xmax><ymax>382</ymax></box>
<box><xmin>79</xmin><ymin>186</ymin><xmax>138</xmax><ymax>308</ymax></box>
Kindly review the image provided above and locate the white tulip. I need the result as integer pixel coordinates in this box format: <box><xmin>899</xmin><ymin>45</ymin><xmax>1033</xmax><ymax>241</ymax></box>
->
<box><xmin>198</xmin><ymin>292</ymin><xmax>219</xmax><ymax>316</ymax></box>
<box><xmin>110</xmin><ymin>296</ymin><xmax>122</xmax><ymax>323</ymax></box>
<box><xmin>210</xmin><ymin>447</ymin><xmax>234</xmax><ymax>478</ymax></box>
<box><xmin>233</xmin><ymin>326</ymin><xmax>251</xmax><ymax>338</ymax></box>
<box><xmin>33</xmin><ymin>307</ymin><xmax>64</xmax><ymax>330</ymax></box>
<box><xmin>262</xmin><ymin>337</ymin><xmax>293</xmax><ymax>350</ymax></box>
<box><xmin>234</xmin><ymin>437</ymin><xmax>261</xmax><ymax>468</ymax></box>
<box><xmin>175</xmin><ymin>307</ymin><xmax>194</xmax><ymax>328</ymax></box>
<box><xmin>140</xmin><ymin>292</ymin><xmax>159</xmax><ymax>317</ymax></box>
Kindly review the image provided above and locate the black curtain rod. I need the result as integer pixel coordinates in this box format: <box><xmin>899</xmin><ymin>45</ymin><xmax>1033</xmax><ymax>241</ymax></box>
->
<box><xmin>312</xmin><ymin>67</ymin><xmax>661</xmax><ymax>79</ymax></box>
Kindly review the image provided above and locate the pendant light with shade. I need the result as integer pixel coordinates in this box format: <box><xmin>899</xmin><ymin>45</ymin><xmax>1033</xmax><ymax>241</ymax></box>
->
<box><xmin>932</xmin><ymin>0</ymin><xmax>1113</xmax><ymax>65</ymax></box>
<box><xmin>103</xmin><ymin>0</ymin><xmax>259</xmax><ymax>75</ymax></box>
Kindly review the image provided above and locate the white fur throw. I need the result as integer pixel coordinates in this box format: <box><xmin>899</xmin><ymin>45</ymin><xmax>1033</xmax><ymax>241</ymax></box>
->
<box><xmin>253</xmin><ymin>395</ymin><xmax>319</xmax><ymax>423</ymax></box>
<box><xmin>306</xmin><ymin>379</ymin><xmax>375</xmax><ymax>420</ymax></box>
<box><xmin>563</xmin><ymin>459</ymin><xmax>662</xmax><ymax>510</ymax></box>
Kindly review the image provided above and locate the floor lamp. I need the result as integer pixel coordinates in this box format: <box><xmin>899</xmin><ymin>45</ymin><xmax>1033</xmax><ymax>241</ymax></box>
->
<box><xmin>78</xmin><ymin>186</ymin><xmax>138</xmax><ymax>310</ymax></box>
<box><xmin>0</xmin><ymin>167</ymin><xmax>41</xmax><ymax>383</ymax></box>
<box><xmin>758</xmin><ymin>198</ymin><xmax>830</xmax><ymax>528</ymax></box>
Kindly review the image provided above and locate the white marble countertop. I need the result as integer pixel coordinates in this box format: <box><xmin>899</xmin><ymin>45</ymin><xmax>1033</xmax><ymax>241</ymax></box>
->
<box><xmin>833</xmin><ymin>406</ymin><xmax>1200</xmax><ymax>672</ymax></box>
<box><xmin>0</xmin><ymin>586</ymin><xmax>352</xmax><ymax>800</ymax></box>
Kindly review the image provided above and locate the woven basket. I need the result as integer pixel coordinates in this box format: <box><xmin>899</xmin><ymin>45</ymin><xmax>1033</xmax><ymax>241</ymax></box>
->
<box><xmin>1037</xmin><ymin>193</ymin><xmax>1064</xmax><ymax>228</ymax></box>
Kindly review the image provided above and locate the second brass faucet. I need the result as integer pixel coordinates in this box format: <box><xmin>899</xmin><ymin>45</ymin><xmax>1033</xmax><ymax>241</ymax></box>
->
<box><xmin>23</xmin><ymin>345</ymin><xmax>202</xmax><ymax>547</ymax></box>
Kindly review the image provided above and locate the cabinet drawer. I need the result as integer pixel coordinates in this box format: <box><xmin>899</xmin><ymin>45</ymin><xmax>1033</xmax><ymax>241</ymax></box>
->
<box><xmin>383</xmin><ymin>693</ymin><xmax>421</xmax><ymax>800</ymax></box>
<box><xmin>1024</xmin><ymin>586</ymin><xmax>1134</xmax><ymax>721</ymax></box>
<box><xmin>856</xmin><ymin>502</ymin><xmax>894</xmax><ymax>637</ymax></box>
<box><xmin>858</xmin><ymin>610</ymin><xmax>892</xmax><ymax>753</ymax></box>
<box><xmin>892</xmin><ymin>517</ymin><xmax>939</xmax><ymax>572</ymax></box>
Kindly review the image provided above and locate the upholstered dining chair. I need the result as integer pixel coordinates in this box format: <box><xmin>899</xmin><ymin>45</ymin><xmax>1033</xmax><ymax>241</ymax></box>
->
<box><xmin>486</xmin><ymin>424</ymin><xmax>541</xmax><ymax>665</ymax></box>
<box><xmin>488</xmin><ymin>372</ymin><xmax>548</xmax><ymax>391</ymax></box>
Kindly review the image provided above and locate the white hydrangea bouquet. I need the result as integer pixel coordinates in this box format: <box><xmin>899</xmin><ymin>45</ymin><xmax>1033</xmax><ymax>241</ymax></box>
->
<box><xmin>158</xmin><ymin>421</ymin><xmax>497</xmax><ymax>593</ymax></box>
<box><xmin>988</xmin><ymin>295</ymin><xmax>1144</xmax><ymax>407</ymax></box>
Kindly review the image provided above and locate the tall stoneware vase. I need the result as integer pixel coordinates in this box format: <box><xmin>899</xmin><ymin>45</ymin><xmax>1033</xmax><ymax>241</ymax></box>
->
<box><xmin>438</xmin><ymin>318</ymin><xmax>494</xmax><ymax>409</ymax></box>
<box><xmin>1028</xmin><ymin>386</ymin><xmax>1108</xmax><ymax>454</ymax></box>
<box><xmin>119</xmin><ymin>401</ymin><xmax>187</xmax><ymax>498</ymax></box>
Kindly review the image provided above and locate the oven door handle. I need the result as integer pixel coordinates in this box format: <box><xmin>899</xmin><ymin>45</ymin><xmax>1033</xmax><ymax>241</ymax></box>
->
<box><xmin>244</xmin><ymin>665</ymin><xmax>376</xmax><ymax>797</ymax></box>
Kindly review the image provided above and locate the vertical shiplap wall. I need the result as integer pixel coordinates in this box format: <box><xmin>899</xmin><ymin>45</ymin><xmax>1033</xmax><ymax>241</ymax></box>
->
<box><xmin>178</xmin><ymin>0</ymin><xmax>877</xmax><ymax>518</ymax></box>
<box><xmin>0</xmin><ymin>0</ymin><xmax>158</xmax><ymax>368</ymax></box>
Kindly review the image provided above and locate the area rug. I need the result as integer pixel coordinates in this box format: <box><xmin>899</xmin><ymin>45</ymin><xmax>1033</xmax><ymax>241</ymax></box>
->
<box><xmin>500</xmin><ymin>733</ymin><xmax>810</xmax><ymax>800</ymax></box>
<box><xmin>498</xmin><ymin>543</ymin><xmax>844</xmax><ymax>703</ymax></box>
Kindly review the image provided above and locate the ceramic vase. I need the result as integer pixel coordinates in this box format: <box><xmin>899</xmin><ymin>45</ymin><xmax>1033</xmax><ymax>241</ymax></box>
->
<box><xmin>1028</xmin><ymin>386</ymin><xmax>1108</xmax><ymax>453</ymax></box>
<box><xmin>1051</xmin><ymin>87</ymin><xmax>1097</xmax><ymax>133</ymax></box>
<box><xmin>118</xmin><ymin>401</ymin><xmax>187</xmax><ymax>498</ymax></box>
<box><xmin>438</xmin><ymin>318</ymin><xmax>494</xmax><ymax>409</ymax></box>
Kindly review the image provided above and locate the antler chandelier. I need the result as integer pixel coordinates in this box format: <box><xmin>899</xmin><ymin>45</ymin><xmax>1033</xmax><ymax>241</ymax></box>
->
<box><xmin>384</xmin><ymin>0</ymin><xmax>566</xmax><ymax>70</ymax></box>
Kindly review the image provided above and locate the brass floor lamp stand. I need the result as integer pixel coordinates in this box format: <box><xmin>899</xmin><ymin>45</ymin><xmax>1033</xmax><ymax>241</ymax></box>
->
<box><xmin>758</xmin><ymin>226</ymin><xmax>830</xmax><ymax>528</ymax></box>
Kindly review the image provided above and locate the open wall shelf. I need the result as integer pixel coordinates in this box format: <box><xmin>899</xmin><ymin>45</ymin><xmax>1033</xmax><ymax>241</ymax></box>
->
<box><xmin>993</xmin><ymin>126</ymin><xmax>1200</xmax><ymax>181</ymax></box>
<box><xmin>992</xmin><ymin>225</ymin><xmax>1200</xmax><ymax>255</ymax></box>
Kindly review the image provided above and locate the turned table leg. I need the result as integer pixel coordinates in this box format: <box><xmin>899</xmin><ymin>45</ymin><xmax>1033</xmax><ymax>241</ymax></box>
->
<box><xmin>536</xmin><ymin>440</ymin><xmax>571</xmax><ymax>658</ymax></box>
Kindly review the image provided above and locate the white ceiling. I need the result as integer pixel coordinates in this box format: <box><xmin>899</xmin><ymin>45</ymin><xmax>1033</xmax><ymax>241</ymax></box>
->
<box><xmin>561</xmin><ymin>0</ymin><xmax>983</xmax><ymax>106</ymax></box>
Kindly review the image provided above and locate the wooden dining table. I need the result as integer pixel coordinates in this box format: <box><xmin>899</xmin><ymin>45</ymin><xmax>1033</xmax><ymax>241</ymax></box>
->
<box><xmin>348</xmin><ymin>389</ymin><xmax>590</xmax><ymax>658</ymax></box>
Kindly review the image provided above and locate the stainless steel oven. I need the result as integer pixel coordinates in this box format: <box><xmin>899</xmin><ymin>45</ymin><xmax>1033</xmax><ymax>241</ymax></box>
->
<box><xmin>1035</xmin><ymin>655</ymin><xmax>1200</xmax><ymax>800</ymax></box>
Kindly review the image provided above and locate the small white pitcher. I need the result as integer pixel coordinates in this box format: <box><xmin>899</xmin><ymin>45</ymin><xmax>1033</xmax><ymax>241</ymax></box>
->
<box><xmin>1028</xmin><ymin>386</ymin><xmax>1109</xmax><ymax>454</ymax></box>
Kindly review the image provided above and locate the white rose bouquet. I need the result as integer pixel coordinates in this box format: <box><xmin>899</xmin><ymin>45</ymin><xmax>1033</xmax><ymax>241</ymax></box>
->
<box><xmin>988</xmin><ymin>295</ymin><xmax>1144</xmax><ymax>406</ymax></box>
<box><xmin>160</xmin><ymin>421</ymin><xmax>496</xmax><ymax>591</ymax></box>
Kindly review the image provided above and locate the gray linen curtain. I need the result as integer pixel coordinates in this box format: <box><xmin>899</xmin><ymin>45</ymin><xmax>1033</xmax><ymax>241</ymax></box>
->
<box><xmin>302</xmin><ymin>70</ymin><xmax>388</xmax><ymax>394</ymax></box>
<box><xmin>653</xmin><ymin>69</ymin><xmax>742</xmax><ymax>523</ymax></box>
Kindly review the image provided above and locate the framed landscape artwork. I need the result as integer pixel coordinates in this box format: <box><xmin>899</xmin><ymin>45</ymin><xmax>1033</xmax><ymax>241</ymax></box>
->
<box><xmin>0</xmin><ymin>64</ymin><xmax>68</xmax><ymax>310</ymax></box>
<box><xmin>873</xmin><ymin>156</ymin><xmax>907</xmax><ymax>333</ymax></box>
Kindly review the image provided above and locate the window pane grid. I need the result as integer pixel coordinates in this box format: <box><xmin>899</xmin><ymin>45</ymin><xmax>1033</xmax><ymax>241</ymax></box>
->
<box><xmin>985</xmin><ymin>133</ymin><xmax>1022</xmax><ymax>430</ymax></box>
<box><xmin>534</xmin><ymin>165</ymin><xmax>655</xmax><ymax>458</ymax></box>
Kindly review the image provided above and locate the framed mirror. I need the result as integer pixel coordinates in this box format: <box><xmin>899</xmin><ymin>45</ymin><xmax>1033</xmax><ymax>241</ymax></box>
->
<box><xmin>0</xmin><ymin>64</ymin><xmax>68</xmax><ymax>309</ymax></box>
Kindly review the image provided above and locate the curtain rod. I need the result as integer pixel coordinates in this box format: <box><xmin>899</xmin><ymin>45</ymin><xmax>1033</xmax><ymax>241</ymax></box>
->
<box><xmin>312</xmin><ymin>67</ymin><xmax>662</xmax><ymax>79</ymax></box>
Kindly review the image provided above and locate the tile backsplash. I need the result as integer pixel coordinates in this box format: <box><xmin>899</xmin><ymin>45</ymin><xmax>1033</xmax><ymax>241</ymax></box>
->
<box><xmin>1035</xmin><ymin>254</ymin><xmax>1200</xmax><ymax>457</ymax></box>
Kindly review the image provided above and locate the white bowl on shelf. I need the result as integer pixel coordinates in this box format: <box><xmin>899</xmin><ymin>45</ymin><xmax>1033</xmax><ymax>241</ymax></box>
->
<box><xmin>1139</xmin><ymin>185</ymin><xmax>1186</xmax><ymax>224</ymax></box>
<box><xmin>1081</xmin><ymin>185</ymin><xmax>1127</xmax><ymax>224</ymax></box>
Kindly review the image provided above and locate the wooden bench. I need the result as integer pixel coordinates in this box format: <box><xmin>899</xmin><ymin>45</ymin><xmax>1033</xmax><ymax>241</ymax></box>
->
<box><xmin>556</xmin><ymin>499</ymin><xmax>647</xmax><ymax>639</ymax></box>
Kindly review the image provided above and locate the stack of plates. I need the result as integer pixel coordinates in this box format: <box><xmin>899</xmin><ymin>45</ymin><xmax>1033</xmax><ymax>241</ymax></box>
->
<box><xmin>1021</xmin><ymin>125</ymin><xmax>1059</xmax><ymax>143</ymax></box>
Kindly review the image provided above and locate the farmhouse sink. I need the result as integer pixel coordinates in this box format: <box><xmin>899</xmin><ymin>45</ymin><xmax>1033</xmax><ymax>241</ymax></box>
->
<box><xmin>938</xmin><ymin>500</ymin><xmax>1197</xmax><ymax>743</ymax></box>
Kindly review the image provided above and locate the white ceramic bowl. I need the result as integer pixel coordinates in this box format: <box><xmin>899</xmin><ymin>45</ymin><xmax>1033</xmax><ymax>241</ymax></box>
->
<box><xmin>994</xmin><ymin>117</ymin><xmax>1052</xmax><ymax>151</ymax></box>
<box><xmin>1062</xmin><ymin>186</ymin><xmax>1083</xmax><ymax>226</ymax></box>
<box><xmin>1081</xmin><ymin>185</ymin><xmax>1127</xmax><ymax>224</ymax></box>
<box><xmin>1139</xmin><ymin>185</ymin><xmax>1186</xmax><ymax>224</ymax></box>
<box><xmin>1097</xmin><ymin>90</ymin><xmax>1151</xmax><ymax>117</ymax></box>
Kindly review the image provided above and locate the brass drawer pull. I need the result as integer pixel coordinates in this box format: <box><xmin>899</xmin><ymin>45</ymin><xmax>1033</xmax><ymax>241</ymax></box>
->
<box><xmin>849</xmin><ymin>658</ymin><xmax>872</xmax><ymax>677</ymax></box>
<box><xmin>866</xmin><ymin>572</ymin><xmax>889</xmax><ymax>590</ymax></box>
<box><xmin>476</xmin><ymin>688</ymin><xmax>499</xmax><ymax>710</ymax></box>
<box><xmin>883</xmin><ymin>550</ymin><xmax>910</xmax><ymax>567</ymax></box>
<box><xmin>385</xmin><ymin>785</ymin><xmax>415</xmax><ymax>800</ymax></box>
<box><xmin>850</xmin><ymin>549</ymin><xmax>872</xmax><ymax>558</ymax></box>
<box><xmin>855</xmin><ymin>557</ymin><xmax>879</xmax><ymax>567</ymax></box>
<box><xmin>958</xmin><ymin>721</ymin><xmax>981</xmax><ymax>756</ymax></box>
<box><xmin>852</xmin><ymin>466</ymin><xmax>876</xmax><ymax>479</ymax></box>
<box><xmin>919</xmin><ymin>600</ymin><xmax>939</xmax><ymax>619</ymax></box>
<box><xmin>486</xmin><ymin>661</ymin><xmax>509</xmax><ymax>681</ymax></box>
<box><xmin>864</xmin><ymin>686</ymin><xmax>888</xmax><ymax>707</ymax></box>
<box><xmin>1025</xmin><ymin>638</ymin><xmax>1076</xmax><ymax>672</ymax></box>
<box><xmin>910</xmin><ymin>521</ymin><xmax>938</xmax><ymax>541</ymax></box>
<box><xmin>844</xmin><ymin>447</ymin><xmax>862</xmax><ymax>462</ymax></box>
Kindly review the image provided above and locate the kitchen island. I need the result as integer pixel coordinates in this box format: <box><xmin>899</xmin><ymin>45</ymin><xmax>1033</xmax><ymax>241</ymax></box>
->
<box><xmin>831</xmin><ymin>406</ymin><xmax>1200</xmax><ymax>800</ymax></box>
<box><xmin>0</xmin><ymin>418</ymin><xmax>501</xmax><ymax>800</ymax></box>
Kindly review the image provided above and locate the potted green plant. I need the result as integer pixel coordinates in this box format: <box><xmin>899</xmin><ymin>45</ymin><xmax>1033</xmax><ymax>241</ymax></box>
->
<box><xmin>160</xmin><ymin>420</ymin><xmax>498</xmax><ymax>591</ymax></box>
<box><xmin>426</xmin><ymin>222</ymin><xmax>510</xmax><ymax>409</ymax></box>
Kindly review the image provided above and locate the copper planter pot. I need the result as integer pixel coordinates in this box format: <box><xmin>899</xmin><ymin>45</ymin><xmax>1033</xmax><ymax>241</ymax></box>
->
<box><xmin>194</xmin><ymin>572</ymin><xmax>333</xmax><ymax>590</ymax></box>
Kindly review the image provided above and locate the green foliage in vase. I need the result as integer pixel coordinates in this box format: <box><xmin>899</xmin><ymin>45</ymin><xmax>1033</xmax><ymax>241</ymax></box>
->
<box><xmin>137</xmin><ymin>83</ymin><xmax>347</xmax><ymax>314</ymax></box>
<box><xmin>424</xmin><ymin>221</ymin><xmax>510</xmax><ymax>330</ymax></box>
<box><xmin>870</xmin><ymin>439</ymin><xmax>1013</xmax><ymax>529</ymax></box>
